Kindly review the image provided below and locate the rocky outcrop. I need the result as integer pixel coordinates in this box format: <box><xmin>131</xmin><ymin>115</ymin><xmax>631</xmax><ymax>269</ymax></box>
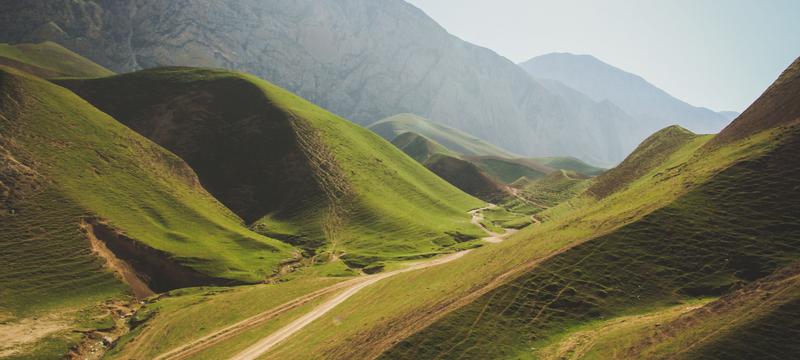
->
<box><xmin>1</xmin><ymin>0</ymin><xmax>642</xmax><ymax>166</ymax></box>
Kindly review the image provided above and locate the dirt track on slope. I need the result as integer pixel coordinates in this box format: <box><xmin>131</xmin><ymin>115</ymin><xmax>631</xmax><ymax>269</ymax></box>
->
<box><xmin>228</xmin><ymin>251</ymin><xmax>471</xmax><ymax>360</ymax></box>
<box><xmin>155</xmin><ymin>207</ymin><xmax>500</xmax><ymax>360</ymax></box>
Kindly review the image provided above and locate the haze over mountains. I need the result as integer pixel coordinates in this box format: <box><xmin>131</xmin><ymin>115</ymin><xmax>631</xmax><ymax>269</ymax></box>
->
<box><xmin>520</xmin><ymin>52</ymin><xmax>737</xmax><ymax>135</ymax></box>
<box><xmin>0</xmin><ymin>0</ymin><xmax>734</xmax><ymax>166</ymax></box>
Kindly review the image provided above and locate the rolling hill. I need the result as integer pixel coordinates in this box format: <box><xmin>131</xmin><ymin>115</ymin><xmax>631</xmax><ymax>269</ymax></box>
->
<box><xmin>377</xmin><ymin>57</ymin><xmax>800</xmax><ymax>359</ymax></box>
<box><xmin>0</xmin><ymin>41</ymin><xmax>113</xmax><ymax>78</ymax></box>
<box><xmin>391</xmin><ymin>132</ymin><xmax>508</xmax><ymax>203</ymax></box>
<box><xmin>370</xmin><ymin>114</ymin><xmax>517</xmax><ymax>158</ymax></box>
<box><xmin>0</xmin><ymin>65</ymin><xmax>307</xmax><ymax>358</ymax></box>
<box><xmin>56</xmin><ymin>67</ymin><xmax>485</xmax><ymax>268</ymax></box>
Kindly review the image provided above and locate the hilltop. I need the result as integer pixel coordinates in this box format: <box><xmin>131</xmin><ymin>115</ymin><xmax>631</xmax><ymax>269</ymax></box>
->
<box><xmin>0</xmin><ymin>41</ymin><xmax>113</xmax><ymax>78</ymax></box>
<box><xmin>57</xmin><ymin>67</ymin><xmax>485</xmax><ymax>268</ymax></box>
<box><xmin>370</xmin><ymin>114</ymin><xmax>517</xmax><ymax>158</ymax></box>
<box><xmin>0</xmin><ymin>65</ymin><xmax>308</xmax><ymax>357</ymax></box>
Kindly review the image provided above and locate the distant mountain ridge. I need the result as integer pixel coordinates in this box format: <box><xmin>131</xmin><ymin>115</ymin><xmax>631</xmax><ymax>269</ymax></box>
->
<box><xmin>519</xmin><ymin>52</ymin><xmax>737</xmax><ymax>135</ymax></box>
<box><xmin>0</xmin><ymin>0</ymin><xmax>721</xmax><ymax>166</ymax></box>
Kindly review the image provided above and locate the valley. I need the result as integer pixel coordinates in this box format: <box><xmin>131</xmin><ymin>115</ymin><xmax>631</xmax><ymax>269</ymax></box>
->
<box><xmin>0</xmin><ymin>2</ymin><xmax>798</xmax><ymax>359</ymax></box>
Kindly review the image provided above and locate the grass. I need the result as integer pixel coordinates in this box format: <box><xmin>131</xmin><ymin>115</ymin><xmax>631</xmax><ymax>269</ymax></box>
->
<box><xmin>0</xmin><ymin>66</ymin><xmax>296</xmax><ymax>315</ymax></box>
<box><xmin>467</xmin><ymin>156</ymin><xmax>552</xmax><ymax>184</ymax></box>
<box><xmin>391</xmin><ymin>132</ymin><xmax>457</xmax><ymax>163</ymax></box>
<box><xmin>247</xmin><ymin>117</ymin><xmax>784</xmax><ymax>360</ymax></box>
<box><xmin>626</xmin><ymin>262</ymin><xmax>800</xmax><ymax>360</ymax></box>
<box><xmin>0</xmin><ymin>41</ymin><xmax>113</xmax><ymax>78</ymax></box>
<box><xmin>379</xmin><ymin>124</ymin><xmax>800</xmax><ymax>359</ymax></box>
<box><xmin>105</xmin><ymin>277</ymin><xmax>345</xmax><ymax>359</ymax></box>
<box><xmin>369</xmin><ymin>113</ymin><xmax>518</xmax><ymax>158</ymax></box>
<box><xmin>57</xmin><ymin>67</ymin><xmax>485</xmax><ymax>268</ymax></box>
<box><xmin>532</xmin><ymin>156</ymin><xmax>606</xmax><ymax>176</ymax></box>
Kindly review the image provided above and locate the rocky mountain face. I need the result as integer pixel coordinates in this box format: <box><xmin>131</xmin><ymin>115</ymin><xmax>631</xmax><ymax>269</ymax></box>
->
<box><xmin>0</xmin><ymin>0</ymin><xmax>684</xmax><ymax>166</ymax></box>
<box><xmin>519</xmin><ymin>53</ymin><xmax>737</xmax><ymax>136</ymax></box>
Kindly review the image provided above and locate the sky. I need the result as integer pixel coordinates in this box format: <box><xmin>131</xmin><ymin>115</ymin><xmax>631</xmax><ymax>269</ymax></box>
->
<box><xmin>404</xmin><ymin>0</ymin><xmax>800</xmax><ymax>112</ymax></box>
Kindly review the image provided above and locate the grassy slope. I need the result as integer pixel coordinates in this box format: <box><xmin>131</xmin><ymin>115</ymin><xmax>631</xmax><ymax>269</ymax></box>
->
<box><xmin>378</xmin><ymin>106</ymin><xmax>800</xmax><ymax>358</ymax></box>
<box><xmin>0</xmin><ymin>66</ymin><xmax>295</xmax><ymax>316</ymax></box>
<box><xmin>391</xmin><ymin>132</ymin><xmax>508</xmax><ymax>202</ymax></box>
<box><xmin>369</xmin><ymin>113</ymin><xmax>518</xmax><ymax>158</ymax></box>
<box><xmin>467</xmin><ymin>156</ymin><xmax>554</xmax><ymax>184</ymax></box>
<box><xmin>249</xmin><ymin>114</ymin><xmax>773</xmax><ymax>360</ymax></box>
<box><xmin>588</xmin><ymin>125</ymin><xmax>698</xmax><ymax>198</ymax></box>
<box><xmin>381</xmin><ymin>124</ymin><xmax>800</xmax><ymax>359</ymax></box>
<box><xmin>0</xmin><ymin>41</ymin><xmax>113</xmax><ymax>78</ymax></box>
<box><xmin>58</xmin><ymin>68</ymin><xmax>484</xmax><ymax>268</ymax></box>
<box><xmin>533</xmin><ymin>156</ymin><xmax>606</xmax><ymax>176</ymax></box>
<box><xmin>391</xmin><ymin>131</ymin><xmax>457</xmax><ymax>163</ymax></box>
<box><xmin>626</xmin><ymin>262</ymin><xmax>800</xmax><ymax>360</ymax></box>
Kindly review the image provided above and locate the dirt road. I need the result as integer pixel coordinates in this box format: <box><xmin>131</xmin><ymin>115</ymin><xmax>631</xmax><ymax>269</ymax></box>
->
<box><xmin>228</xmin><ymin>251</ymin><xmax>471</xmax><ymax>360</ymax></box>
<box><xmin>470</xmin><ymin>204</ymin><xmax>519</xmax><ymax>243</ymax></box>
<box><xmin>156</xmin><ymin>207</ymin><xmax>498</xmax><ymax>360</ymax></box>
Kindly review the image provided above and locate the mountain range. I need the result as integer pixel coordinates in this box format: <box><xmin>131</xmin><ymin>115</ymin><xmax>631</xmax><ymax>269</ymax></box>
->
<box><xmin>0</xmin><ymin>0</ymin><xmax>735</xmax><ymax>166</ymax></box>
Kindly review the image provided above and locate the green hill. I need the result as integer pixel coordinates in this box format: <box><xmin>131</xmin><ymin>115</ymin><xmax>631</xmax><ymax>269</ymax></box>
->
<box><xmin>378</xmin><ymin>59</ymin><xmax>800</xmax><ymax>360</ymax></box>
<box><xmin>533</xmin><ymin>156</ymin><xmax>606</xmax><ymax>176</ymax></box>
<box><xmin>391</xmin><ymin>132</ymin><xmax>507</xmax><ymax>202</ymax></box>
<box><xmin>0</xmin><ymin>41</ymin><xmax>113</xmax><ymax>78</ymax></box>
<box><xmin>588</xmin><ymin>125</ymin><xmax>699</xmax><ymax>198</ymax></box>
<box><xmin>0</xmin><ymin>66</ymin><xmax>296</xmax><ymax>312</ymax></box>
<box><xmin>57</xmin><ymin>68</ymin><xmax>484</xmax><ymax>269</ymax></box>
<box><xmin>391</xmin><ymin>131</ymin><xmax>457</xmax><ymax>163</ymax></box>
<box><xmin>466</xmin><ymin>156</ymin><xmax>554</xmax><ymax>184</ymax></box>
<box><xmin>369</xmin><ymin>114</ymin><xmax>518</xmax><ymax>158</ymax></box>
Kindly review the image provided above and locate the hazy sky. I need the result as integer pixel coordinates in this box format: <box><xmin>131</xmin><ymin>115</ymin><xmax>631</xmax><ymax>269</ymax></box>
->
<box><xmin>405</xmin><ymin>0</ymin><xmax>800</xmax><ymax>112</ymax></box>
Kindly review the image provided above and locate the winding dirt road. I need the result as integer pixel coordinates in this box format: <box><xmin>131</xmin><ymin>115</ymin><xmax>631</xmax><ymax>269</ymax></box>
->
<box><xmin>155</xmin><ymin>206</ymin><xmax>505</xmax><ymax>360</ymax></box>
<box><xmin>228</xmin><ymin>251</ymin><xmax>471</xmax><ymax>360</ymax></box>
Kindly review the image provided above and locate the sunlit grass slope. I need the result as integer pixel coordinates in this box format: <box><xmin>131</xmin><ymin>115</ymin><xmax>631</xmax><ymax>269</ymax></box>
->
<box><xmin>0</xmin><ymin>41</ymin><xmax>113</xmax><ymax>78</ymax></box>
<box><xmin>58</xmin><ymin>68</ymin><xmax>484</xmax><ymax>268</ymax></box>
<box><xmin>235</xmin><ymin>59</ymin><xmax>800</xmax><ymax>360</ymax></box>
<box><xmin>379</xmin><ymin>60</ymin><xmax>800</xmax><ymax>360</ymax></box>
<box><xmin>382</xmin><ymin>123</ymin><xmax>800</xmax><ymax>360</ymax></box>
<box><xmin>392</xmin><ymin>132</ymin><xmax>508</xmax><ymax>202</ymax></box>
<box><xmin>0</xmin><ymin>66</ymin><xmax>295</xmax><ymax>315</ymax></box>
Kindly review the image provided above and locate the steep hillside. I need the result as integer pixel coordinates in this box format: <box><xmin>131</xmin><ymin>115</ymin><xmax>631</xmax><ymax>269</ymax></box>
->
<box><xmin>390</xmin><ymin>131</ymin><xmax>456</xmax><ymax>163</ymax></box>
<box><xmin>1</xmin><ymin>0</ymin><xmax>656</xmax><ymax>165</ymax></box>
<box><xmin>371</xmin><ymin>114</ymin><xmax>517</xmax><ymax>158</ymax></box>
<box><xmin>710</xmin><ymin>57</ymin><xmax>800</xmax><ymax>147</ymax></box>
<box><xmin>389</xmin><ymin>132</ymin><xmax>509</xmax><ymax>202</ymax></box>
<box><xmin>424</xmin><ymin>154</ymin><xmax>509</xmax><ymax>203</ymax></box>
<box><xmin>589</xmin><ymin>125</ymin><xmax>700</xmax><ymax>198</ymax></box>
<box><xmin>520</xmin><ymin>52</ymin><xmax>733</xmax><ymax>134</ymax></box>
<box><xmin>0</xmin><ymin>65</ymin><xmax>301</xmax><ymax>360</ymax></box>
<box><xmin>624</xmin><ymin>262</ymin><xmax>800</xmax><ymax>359</ymax></box>
<box><xmin>0</xmin><ymin>41</ymin><xmax>113</xmax><ymax>78</ymax></box>
<box><xmin>378</xmin><ymin>58</ymin><xmax>800</xmax><ymax>360</ymax></box>
<box><xmin>57</xmin><ymin>67</ymin><xmax>484</xmax><ymax>267</ymax></box>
